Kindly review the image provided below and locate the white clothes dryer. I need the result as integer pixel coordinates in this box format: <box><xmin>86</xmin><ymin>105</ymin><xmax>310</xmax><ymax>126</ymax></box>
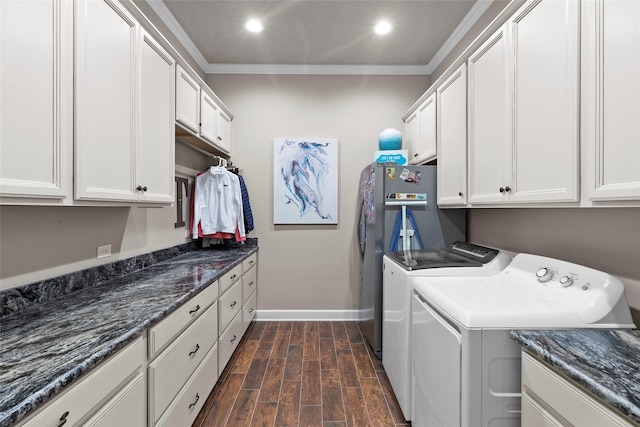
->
<box><xmin>411</xmin><ymin>253</ymin><xmax>636</xmax><ymax>427</ymax></box>
<box><xmin>382</xmin><ymin>241</ymin><xmax>511</xmax><ymax>421</ymax></box>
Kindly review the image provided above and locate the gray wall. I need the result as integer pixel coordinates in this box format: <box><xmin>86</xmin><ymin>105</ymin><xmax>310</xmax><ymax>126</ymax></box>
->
<box><xmin>206</xmin><ymin>74</ymin><xmax>429</xmax><ymax>312</ymax></box>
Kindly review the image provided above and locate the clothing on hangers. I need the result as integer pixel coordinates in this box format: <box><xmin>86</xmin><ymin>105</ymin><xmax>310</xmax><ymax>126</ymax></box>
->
<box><xmin>238</xmin><ymin>175</ymin><xmax>254</xmax><ymax>233</ymax></box>
<box><xmin>191</xmin><ymin>166</ymin><xmax>246</xmax><ymax>241</ymax></box>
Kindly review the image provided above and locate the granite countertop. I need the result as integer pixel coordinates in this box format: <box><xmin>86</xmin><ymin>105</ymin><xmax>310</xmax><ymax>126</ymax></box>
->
<box><xmin>0</xmin><ymin>242</ymin><xmax>257</xmax><ymax>427</ymax></box>
<box><xmin>511</xmin><ymin>329</ymin><xmax>640</xmax><ymax>424</ymax></box>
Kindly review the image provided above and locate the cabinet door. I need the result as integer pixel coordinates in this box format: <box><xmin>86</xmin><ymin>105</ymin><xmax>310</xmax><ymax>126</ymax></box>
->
<box><xmin>75</xmin><ymin>0</ymin><xmax>138</xmax><ymax>201</ymax></box>
<box><xmin>199</xmin><ymin>91</ymin><xmax>219</xmax><ymax>145</ymax></box>
<box><xmin>437</xmin><ymin>64</ymin><xmax>467</xmax><ymax>206</ymax></box>
<box><xmin>468</xmin><ymin>26</ymin><xmax>511</xmax><ymax>204</ymax></box>
<box><xmin>175</xmin><ymin>65</ymin><xmax>200</xmax><ymax>134</ymax></box>
<box><xmin>415</xmin><ymin>94</ymin><xmax>437</xmax><ymax>164</ymax></box>
<box><xmin>509</xmin><ymin>0</ymin><xmax>579</xmax><ymax>203</ymax></box>
<box><xmin>138</xmin><ymin>30</ymin><xmax>175</xmax><ymax>203</ymax></box>
<box><xmin>585</xmin><ymin>0</ymin><xmax>640</xmax><ymax>201</ymax></box>
<box><xmin>404</xmin><ymin>111</ymin><xmax>418</xmax><ymax>163</ymax></box>
<box><xmin>84</xmin><ymin>372</ymin><xmax>146</xmax><ymax>427</ymax></box>
<box><xmin>0</xmin><ymin>0</ymin><xmax>72</xmax><ymax>200</ymax></box>
<box><xmin>217</xmin><ymin>109</ymin><xmax>232</xmax><ymax>153</ymax></box>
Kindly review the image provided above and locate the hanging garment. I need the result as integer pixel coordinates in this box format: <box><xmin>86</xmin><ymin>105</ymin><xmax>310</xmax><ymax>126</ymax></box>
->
<box><xmin>191</xmin><ymin>166</ymin><xmax>246</xmax><ymax>241</ymax></box>
<box><xmin>238</xmin><ymin>175</ymin><xmax>254</xmax><ymax>233</ymax></box>
<box><xmin>389</xmin><ymin>207</ymin><xmax>424</xmax><ymax>252</ymax></box>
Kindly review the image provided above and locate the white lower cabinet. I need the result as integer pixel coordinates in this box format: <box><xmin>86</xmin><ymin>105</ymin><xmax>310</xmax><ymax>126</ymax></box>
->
<box><xmin>84</xmin><ymin>371</ymin><xmax>147</xmax><ymax>427</ymax></box>
<box><xmin>148</xmin><ymin>301</ymin><xmax>218</xmax><ymax>424</ymax></box>
<box><xmin>19</xmin><ymin>336</ymin><xmax>146</xmax><ymax>427</ymax></box>
<box><xmin>521</xmin><ymin>351</ymin><xmax>634</xmax><ymax>427</ymax></box>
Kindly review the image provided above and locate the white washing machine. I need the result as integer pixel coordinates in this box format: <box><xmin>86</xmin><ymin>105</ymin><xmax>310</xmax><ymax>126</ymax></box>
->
<box><xmin>382</xmin><ymin>241</ymin><xmax>512</xmax><ymax>421</ymax></box>
<box><xmin>411</xmin><ymin>253</ymin><xmax>636</xmax><ymax>427</ymax></box>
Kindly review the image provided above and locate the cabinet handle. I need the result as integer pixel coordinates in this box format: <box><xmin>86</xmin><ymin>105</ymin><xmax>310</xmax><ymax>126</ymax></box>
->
<box><xmin>249</xmin><ymin>260</ymin><xmax>254</xmax><ymax>265</ymax></box>
<box><xmin>56</xmin><ymin>411</ymin><xmax>70</xmax><ymax>427</ymax></box>
<box><xmin>136</xmin><ymin>185</ymin><xmax>148</xmax><ymax>192</ymax></box>
<box><xmin>248</xmin><ymin>308</ymin><xmax>254</xmax><ymax>314</ymax></box>
<box><xmin>217</xmin><ymin>136</ymin><xmax>222</xmax><ymax>141</ymax></box>
<box><xmin>458</xmin><ymin>192</ymin><xmax>463</xmax><ymax>197</ymax></box>
<box><xmin>189</xmin><ymin>304</ymin><xmax>201</xmax><ymax>314</ymax></box>
<box><xmin>230</xmin><ymin>301</ymin><xmax>237</xmax><ymax>308</ymax></box>
<box><xmin>230</xmin><ymin>274</ymin><xmax>237</xmax><ymax>280</ymax></box>
<box><xmin>505</xmin><ymin>186</ymin><xmax>511</xmax><ymax>193</ymax></box>
<box><xmin>188</xmin><ymin>393</ymin><xmax>200</xmax><ymax>409</ymax></box>
<box><xmin>188</xmin><ymin>343</ymin><xmax>200</xmax><ymax>356</ymax></box>
<box><xmin>249</xmin><ymin>281</ymin><xmax>254</xmax><ymax>287</ymax></box>
<box><xmin>230</xmin><ymin>334</ymin><xmax>237</xmax><ymax>343</ymax></box>
<box><xmin>499</xmin><ymin>187</ymin><xmax>505</xmax><ymax>193</ymax></box>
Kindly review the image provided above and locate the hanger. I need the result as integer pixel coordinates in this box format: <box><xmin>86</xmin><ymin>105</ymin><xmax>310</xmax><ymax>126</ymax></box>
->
<box><xmin>210</xmin><ymin>156</ymin><xmax>227</xmax><ymax>168</ymax></box>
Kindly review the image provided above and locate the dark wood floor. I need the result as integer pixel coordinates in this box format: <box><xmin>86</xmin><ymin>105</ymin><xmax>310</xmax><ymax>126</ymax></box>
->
<box><xmin>193</xmin><ymin>321</ymin><xmax>410</xmax><ymax>427</ymax></box>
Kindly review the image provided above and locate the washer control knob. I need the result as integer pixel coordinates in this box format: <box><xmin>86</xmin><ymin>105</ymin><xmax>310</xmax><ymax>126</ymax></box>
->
<box><xmin>536</xmin><ymin>267</ymin><xmax>553</xmax><ymax>283</ymax></box>
<box><xmin>559</xmin><ymin>276</ymin><xmax>574</xmax><ymax>287</ymax></box>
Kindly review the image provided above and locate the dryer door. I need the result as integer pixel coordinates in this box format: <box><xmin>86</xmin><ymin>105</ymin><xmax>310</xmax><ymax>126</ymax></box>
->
<box><xmin>412</xmin><ymin>291</ymin><xmax>461</xmax><ymax>427</ymax></box>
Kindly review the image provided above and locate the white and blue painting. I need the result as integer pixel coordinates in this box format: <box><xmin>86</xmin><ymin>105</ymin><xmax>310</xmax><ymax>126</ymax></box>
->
<box><xmin>274</xmin><ymin>138</ymin><xmax>338</xmax><ymax>224</ymax></box>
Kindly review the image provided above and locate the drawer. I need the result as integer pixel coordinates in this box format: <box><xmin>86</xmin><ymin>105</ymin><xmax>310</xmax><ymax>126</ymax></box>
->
<box><xmin>242</xmin><ymin>265</ymin><xmax>257</xmax><ymax>303</ymax></box>
<box><xmin>20</xmin><ymin>336</ymin><xmax>145</xmax><ymax>427</ymax></box>
<box><xmin>219</xmin><ymin>264</ymin><xmax>241</xmax><ymax>294</ymax></box>
<box><xmin>84</xmin><ymin>371</ymin><xmax>146</xmax><ymax>427</ymax></box>
<box><xmin>149</xmin><ymin>281</ymin><xmax>218</xmax><ymax>358</ymax></box>
<box><xmin>156</xmin><ymin>343</ymin><xmax>218</xmax><ymax>427</ymax></box>
<box><xmin>522</xmin><ymin>351</ymin><xmax>634</xmax><ymax>427</ymax></box>
<box><xmin>243</xmin><ymin>290</ymin><xmax>257</xmax><ymax>332</ymax></box>
<box><xmin>219</xmin><ymin>280</ymin><xmax>242</xmax><ymax>333</ymax></box>
<box><xmin>149</xmin><ymin>302</ymin><xmax>218</xmax><ymax>424</ymax></box>
<box><xmin>242</xmin><ymin>252</ymin><xmax>257</xmax><ymax>273</ymax></box>
<box><xmin>218</xmin><ymin>311</ymin><xmax>243</xmax><ymax>374</ymax></box>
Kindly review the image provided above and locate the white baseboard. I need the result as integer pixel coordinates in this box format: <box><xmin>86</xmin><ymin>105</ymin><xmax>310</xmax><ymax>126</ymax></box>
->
<box><xmin>255</xmin><ymin>309</ymin><xmax>364</xmax><ymax>321</ymax></box>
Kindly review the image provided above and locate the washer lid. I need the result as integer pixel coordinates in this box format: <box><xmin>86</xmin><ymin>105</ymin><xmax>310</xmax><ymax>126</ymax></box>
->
<box><xmin>412</xmin><ymin>253</ymin><xmax>635</xmax><ymax>329</ymax></box>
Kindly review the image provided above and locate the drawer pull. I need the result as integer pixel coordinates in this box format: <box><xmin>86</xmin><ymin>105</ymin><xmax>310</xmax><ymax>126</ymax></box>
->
<box><xmin>249</xmin><ymin>260</ymin><xmax>254</xmax><ymax>265</ymax></box>
<box><xmin>188</xmin><ymin>343</ymin><xmax>200</xmax><ymax>356</ymax></box>
<box><xmin>230</xmin><ymin>274</ymin><xmax>237</xmax><ymax>280</ymax></box>
<box><xmin>189</xmin><ymin>304</ymin><xmax>201</xmax><ymax>314</ymax></box>
<box><xmin>248</xmin><ymin>308</ymin><xmax>254</xmax><ymax>314</ymax></box>
<box><xmin>230</xmin><ymin>301</ymin><xmax>237</xmax><ymax>308</ymax></box>
<box><xmin>56</xmin><ymin>411</ymin><xmax>70</xmax><ymax>427</ymax></box>
<box><xmin>188</xmin><ymin>393</ymin><xmax>200</xmax><ymax>409</ymax></box>
<box><xmin>230</xmin><ymin>334</ymin><xmax>237</xmax><ymax>344</ymax></box>
<box><xmin>249</xmin><ymin>281</ymin><xmax>254</xmax><ymax>287</ymax></box>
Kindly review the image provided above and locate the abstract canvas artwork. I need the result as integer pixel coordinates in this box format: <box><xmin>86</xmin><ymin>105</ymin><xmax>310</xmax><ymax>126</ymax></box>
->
<box><xmin>273</xmin><ymin>138</ymin><xmax>338</xmax><ymax>224</ymax></box>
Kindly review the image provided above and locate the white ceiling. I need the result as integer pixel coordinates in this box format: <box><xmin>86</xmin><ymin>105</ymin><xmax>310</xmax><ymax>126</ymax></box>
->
<box><xmin>144</xmin><ymin>0</ymin><xmax>494</xmax><ymax>75</ymax></box>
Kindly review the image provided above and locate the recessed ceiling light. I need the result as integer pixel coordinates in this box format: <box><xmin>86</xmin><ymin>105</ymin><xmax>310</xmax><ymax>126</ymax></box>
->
<box><xmin>245</xmin><ymin>18</ymin><xmax>264</xmax><ymax>33</ymax></box>
<box><xmin>374</xmin><ymin>20</ymin><xmax>392</xmax><ymax>36</ymax></box>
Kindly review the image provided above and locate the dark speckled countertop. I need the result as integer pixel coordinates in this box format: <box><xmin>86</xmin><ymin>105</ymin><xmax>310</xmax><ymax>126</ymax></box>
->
<box><xmin>511</xmin><ymin>329</ymin><xmax>640</xmax><ymax>424</ymax></box>
<box><xmin>0</xmin><ymin>241</ymin><xmax>257</xmax><ymax>427</ymax></box>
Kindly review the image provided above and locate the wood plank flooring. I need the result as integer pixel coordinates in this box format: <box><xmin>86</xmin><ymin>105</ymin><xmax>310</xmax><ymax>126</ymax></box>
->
<box><xmin>193</xmin><ymin>321</ymin><xmax>410</xmax><ymax>427</ymax></box>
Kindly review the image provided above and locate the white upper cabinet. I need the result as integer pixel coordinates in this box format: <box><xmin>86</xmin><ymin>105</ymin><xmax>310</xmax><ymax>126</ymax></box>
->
<box><xmin>175</xmin><ymin>65</ymin><xmax>232</xmax><ymax>155</ymax></box>
<box><xmin>469</xmin><ymin>0</ymin><xmax>580</xmax><ymax>205</ymax></box>
<box><xmin>217</xmin><ymin>109</ymin><xmax>232</xmax><ymax>153</ymax></box>
<box><xmin>509</xmin><ymin>0</ymin><xmax>579</xmax><ymax>204</ymax></box>
<box><xmin>403</xmin><ymin>111</ymin><xmax>418</xmax><ymax>159</ymax></box>
<box><xmin>75</xmin><ymin>0</ymin><xmax>138</xmax><ymax>201</ymax></box>
<box><xmin>583</xmin><ymin>0</ymin><xmax>640</xmax><ymax>202</ymax></box>
<box><xmin>75</xmin><ymin>0</ymin><xmax>175</xmax><ymax>203</ymax></box>
<box><xmin>437</xmin><ymin>64</ymin><xmax>467</xmax><ymax>206</ymax></box>
<box><xmin>468</xmin><ymin>26</ymin><xmax>511</xmax><ymax>205</ymax></box>
<box><xmin>175</xmin><ymin>65</ymin><xmax>200</xmax><ymax>134</ymax></box>
<box><xmin>0</xmin><ymin>0</ymin><xmax>73</xmax><ymax>202</ymax></box>
<box><xmin>411</xmin><ymin>94</ymin><xmax>437</xmax><ymax>165</ymax></box>
<box><xmin>137</xmin><ymin>30</ymin><xmax>176</xmax><ymax>203</ymax></box>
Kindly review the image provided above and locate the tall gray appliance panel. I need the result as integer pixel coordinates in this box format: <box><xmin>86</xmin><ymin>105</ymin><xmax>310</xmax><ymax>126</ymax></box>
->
<box><xmin>357</xmin><ymin>163</ymin><xmax>466</xmax><ymax>359</ymax></box>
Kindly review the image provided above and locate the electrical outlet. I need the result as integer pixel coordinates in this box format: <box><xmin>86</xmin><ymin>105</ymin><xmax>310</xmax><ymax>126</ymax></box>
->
<box><xmin>97</xmin><ymin>244</ymin><xmax>111</xmax><ymax>259</ymax></box>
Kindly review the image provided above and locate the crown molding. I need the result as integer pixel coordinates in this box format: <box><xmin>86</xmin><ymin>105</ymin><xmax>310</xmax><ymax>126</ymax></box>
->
<box><xmin>425</xmin><ymin>0</ymin><xmax>494</xmax><ymax>74</ymax></box>
<box><xmin>146</xmin><ymin>0</ymin><xmax>493</xmax><ymax>76</ymax></box>
<box><xmin>206</xmin><ymin>63</ymin><xmax>431</xmax><ymax>75</ymax></box>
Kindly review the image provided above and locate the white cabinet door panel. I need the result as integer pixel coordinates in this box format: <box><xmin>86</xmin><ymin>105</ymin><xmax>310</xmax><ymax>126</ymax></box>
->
<box><xmin>510</xmin><ymin>0</ymin><xmax>579</xmax><ymax>203</ymax></box>
<box><xmin>138</xmin><ymin>30</ymin><xmax>175</xmax><ymax>203</ymax></box>
<box><xmin>75</xmin><ymin>0</ymin><xmax>137</xmax><ymax>201</ymax></box>
<box><xmin>175</xmin><ymin>65</ymin><xmax>200</xmax><ymax>134</ymax></box>
<box><xmin>416</xmin><ymin>94</ymin><xmax>437</xmax><ymax>164</ymax></box>
<box><xmin>0</xmin><ymin>0</ymin><xmax>72</xmax><ymax>200</ymax></box>
<box><xmin>199</xmin><ymin>91</ymin><xmax>219</xmax><ymax>145</ymax></box>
